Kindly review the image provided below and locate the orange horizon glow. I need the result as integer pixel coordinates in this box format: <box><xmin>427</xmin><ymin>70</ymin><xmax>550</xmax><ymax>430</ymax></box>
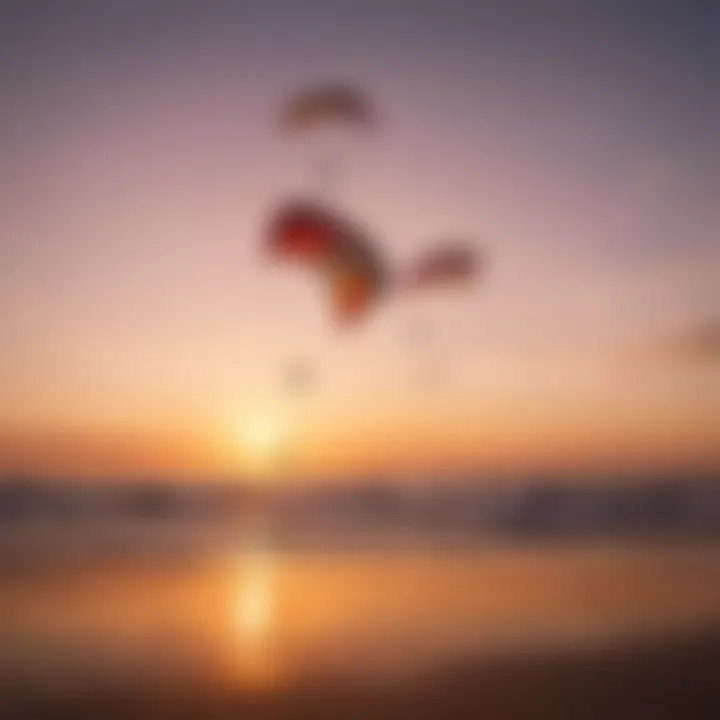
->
<box><xmin>0</xmin><ymin>404</ymin><xmax>717</xmax><ymax>481</ymax></box>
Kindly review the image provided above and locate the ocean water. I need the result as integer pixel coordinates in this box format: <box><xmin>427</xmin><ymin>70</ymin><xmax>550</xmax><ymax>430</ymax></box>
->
<box><xmin>1</xmin><ymin>538</ymin><xmax>719</xmax><ymax>692</ymax></box>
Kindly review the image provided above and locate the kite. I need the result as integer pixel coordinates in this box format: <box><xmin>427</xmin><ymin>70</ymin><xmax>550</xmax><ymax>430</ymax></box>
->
<box><xmin>279</xmin><ymin>83</ymin><xmax>376</xmax><ymax>134</ymax></box>
<box><xmin>265</xmin><ymin>199</ymin><xmax>387</xmax><ymax>326</ymax></box>
<box><xmin>403</xmin><ymin>242</ymin><xmax>481</xmax><ymax>291</ymax></box>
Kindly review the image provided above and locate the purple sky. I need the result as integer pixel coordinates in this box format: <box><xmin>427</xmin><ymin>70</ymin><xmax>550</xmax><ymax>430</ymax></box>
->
<box><xmin>0</xmin><ymin>0</ymin><xmax>718</xmax><ymax>477</ymax></box>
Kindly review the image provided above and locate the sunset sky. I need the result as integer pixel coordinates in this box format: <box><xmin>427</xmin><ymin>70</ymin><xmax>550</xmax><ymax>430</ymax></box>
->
<box><xmin>1</xmin><ymin>0</ymin><xmax>718</xmax><ymax>479</ymax></box>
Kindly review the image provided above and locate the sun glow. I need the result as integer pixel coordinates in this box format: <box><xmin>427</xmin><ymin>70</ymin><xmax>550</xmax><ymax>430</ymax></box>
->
<box><xmin>237</xmin><ymin>412</ymin><xmax>286</xmax><ymax>473</ymax></box>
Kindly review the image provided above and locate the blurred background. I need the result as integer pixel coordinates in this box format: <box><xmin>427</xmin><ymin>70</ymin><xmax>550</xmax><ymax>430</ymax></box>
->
<box><xmin>1</xmin><ymin>0</ymin><xmax>719</xmax><ymax>717</ymax></box>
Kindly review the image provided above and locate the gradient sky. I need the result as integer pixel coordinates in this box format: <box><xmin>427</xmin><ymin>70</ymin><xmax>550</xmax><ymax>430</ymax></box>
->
<box><xmin>1</xmin><ymin>0</ymin><xmax>718</xmax><ymax>479</ymax></box>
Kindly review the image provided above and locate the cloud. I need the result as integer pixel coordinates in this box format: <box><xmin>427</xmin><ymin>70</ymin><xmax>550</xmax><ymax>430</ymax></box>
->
<box><xmin>622</xmin><ymin>318</ymin><xmax>720</xmax><ymax>372</ymax></box>
<box><xmin>662</xmin><ymin>319</ymin><xmax>720</xmax><ymax>364</ymax></box>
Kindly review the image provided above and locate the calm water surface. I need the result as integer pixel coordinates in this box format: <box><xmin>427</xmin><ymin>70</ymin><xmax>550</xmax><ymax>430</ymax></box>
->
<box><xmin>2</xmin><ymin>543</ymin><xmax>719</xmax><ymax>691</ymax></box>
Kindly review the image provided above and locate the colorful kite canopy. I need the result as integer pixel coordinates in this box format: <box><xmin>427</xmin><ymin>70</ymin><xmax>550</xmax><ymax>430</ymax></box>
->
<box><xmin>265</xmin><ymin>199</ymin><xmax>387</xmax><ymax>326</ymax></box>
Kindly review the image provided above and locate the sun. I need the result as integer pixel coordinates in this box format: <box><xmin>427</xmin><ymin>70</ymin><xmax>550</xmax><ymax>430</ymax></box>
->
<box><xmin>239</xmin><ymin>413</ymin><xmax>285</xmax><ymax>471</ymax></box>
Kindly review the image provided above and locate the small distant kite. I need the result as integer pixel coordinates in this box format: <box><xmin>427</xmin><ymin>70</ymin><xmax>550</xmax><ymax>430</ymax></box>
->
<box><xmin>283</xmin><ymin>359</ymin><xmax>317</xmax><ymax>395</ymax></box>
<box><xmin>402</xmin><ymin>242</ymin><xmax>481</xmax><ymax>291</ymax></box>
<box><xmin>278</xmin><ymin>83</ymin><xmax>378</xmax><ymax>192</ymax></box>
<box><xmin>279</xmin><ymin>83</ymin><xmax>376</xmax><ymax>135</ymax></box>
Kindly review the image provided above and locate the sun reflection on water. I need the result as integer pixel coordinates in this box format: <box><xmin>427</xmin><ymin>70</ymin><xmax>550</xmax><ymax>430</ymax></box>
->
<box><xmin>236</xmin><ymin>553</ymin><xmax>273</xmax><ymax>639</ymax></box>
<box><xmin>231</xmin><ymin>534</ymin><xmax>277</xmax><ymax>687</ymax></box>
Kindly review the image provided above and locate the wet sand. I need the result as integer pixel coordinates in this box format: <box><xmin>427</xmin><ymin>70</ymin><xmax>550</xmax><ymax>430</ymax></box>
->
<box><xmin>2</xmin><ymin>628</ymin><xmax>719</xmax><ymax>719</ymax></box>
